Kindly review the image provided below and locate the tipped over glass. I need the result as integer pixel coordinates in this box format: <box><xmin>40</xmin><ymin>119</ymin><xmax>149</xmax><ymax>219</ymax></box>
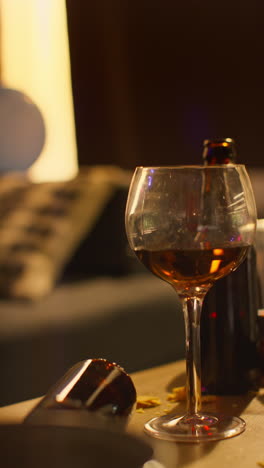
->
<box><xmin>125</xmin><ymin>165</ymin><xmax>257</xmax><ymax>442</ymax></box>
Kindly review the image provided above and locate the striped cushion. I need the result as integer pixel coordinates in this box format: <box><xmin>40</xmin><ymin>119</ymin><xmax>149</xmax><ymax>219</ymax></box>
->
<box><xmin>0</xmin><ymin>166</ymin><xmax>131</xmax><ymax>300</ymax></box>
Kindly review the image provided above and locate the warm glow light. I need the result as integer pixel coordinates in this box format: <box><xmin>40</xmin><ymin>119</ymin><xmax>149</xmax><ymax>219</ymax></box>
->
<box><xmin>210</xmin><ymin>259</ymin><xmax>222</xmax><ymax>273</ymax></box>
<box><xmin>213</xmin><ymin>249</ymin><xmax>224</xmax><ymax>256</ymax></box>
<box><xmin>0</xmin><ymin>0</ymin><xmax>78</xmax><ymax>182</ymax></box>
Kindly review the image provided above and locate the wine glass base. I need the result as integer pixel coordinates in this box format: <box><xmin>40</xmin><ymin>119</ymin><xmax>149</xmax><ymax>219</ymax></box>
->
<box><xmin>144</xmin><ymin>412</ymin><xmax>246</xmax><ymax>443</ymax></box>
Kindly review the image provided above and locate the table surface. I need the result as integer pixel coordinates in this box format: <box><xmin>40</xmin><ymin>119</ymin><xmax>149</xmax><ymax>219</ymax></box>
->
<box><xmin>0</xmin><ymin>360</ymin><xmax>264</xmax><ymax>468</ymax></box>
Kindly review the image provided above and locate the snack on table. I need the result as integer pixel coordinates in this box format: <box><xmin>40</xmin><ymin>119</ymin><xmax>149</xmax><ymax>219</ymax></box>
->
<box><xmin>136</xmin><ymin>395</ymin><xmax>161</xmax><ymax>409</ymax></box>
<box><xmin>167</xmin><ymin>386</ymin><xmax>216</xmax><ymax>403</ymax></box>
<box><xmin>135</xmin><ymin>386</ymin><xmax>216</xmax><ymax>414</ymax></box>
<box><xmin>167</xmin><ymin>386</ymin><xmax>186</xmax><ymax>402</ymax></box>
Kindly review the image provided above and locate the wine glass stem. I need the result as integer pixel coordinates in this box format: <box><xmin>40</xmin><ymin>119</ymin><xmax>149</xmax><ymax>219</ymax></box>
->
<box><xmin>180</xmin><ymin>294</ymin><xmax>205</xmax><ymax>416</ymax></box>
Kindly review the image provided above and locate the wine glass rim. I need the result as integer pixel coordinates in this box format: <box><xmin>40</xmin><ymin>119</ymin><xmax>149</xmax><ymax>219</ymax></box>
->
<box><xmin>135</xmin><ymin>164</ymin><xmax>246</xmax><ymax>170</ymax></box>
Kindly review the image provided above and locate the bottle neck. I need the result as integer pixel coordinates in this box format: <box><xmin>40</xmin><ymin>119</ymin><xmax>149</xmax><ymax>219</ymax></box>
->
<box><xmin>203</xmin><ymin>138</ymin><xmax>237</xmax><ymax>165</ymax></box>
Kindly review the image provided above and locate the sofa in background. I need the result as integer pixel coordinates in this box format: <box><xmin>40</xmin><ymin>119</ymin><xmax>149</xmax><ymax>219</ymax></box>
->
<box><xmin>0</xmin><ymin>166</ymin><xmax>185</xmax><ymax>406</ymax></box>
<box><xmin>0</xmin><ymin>165</ymin><xmax>262</xmax><ymax>406</ymax></box>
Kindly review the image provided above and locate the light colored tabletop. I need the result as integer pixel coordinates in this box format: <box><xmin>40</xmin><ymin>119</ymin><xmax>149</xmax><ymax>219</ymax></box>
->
<box><xmin>0</xmin><ymin>360</ymin><xmax>264</xmax><ymax>468</ymax></box>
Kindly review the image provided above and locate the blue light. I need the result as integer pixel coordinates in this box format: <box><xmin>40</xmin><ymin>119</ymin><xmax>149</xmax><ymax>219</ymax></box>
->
<box><xmin>148</xmin><ymin>175</ymin><xmax>152</xmax><ymax>187</ymax></box>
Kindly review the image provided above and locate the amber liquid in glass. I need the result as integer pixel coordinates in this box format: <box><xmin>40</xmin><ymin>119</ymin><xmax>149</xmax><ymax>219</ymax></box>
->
<box><xmin>135</xmin><ymin>246</ymin><xmax>248</xmax><ymax>290</ymax></box>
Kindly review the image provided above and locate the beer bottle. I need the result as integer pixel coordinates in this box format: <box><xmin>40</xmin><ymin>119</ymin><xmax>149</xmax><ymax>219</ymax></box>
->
<box><xmin>200</xmin><ymin>138</ymin><xmax>260</xmax><ymax>394</ymax></box>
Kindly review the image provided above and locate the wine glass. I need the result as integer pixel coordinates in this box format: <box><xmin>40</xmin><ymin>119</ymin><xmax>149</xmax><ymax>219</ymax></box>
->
<box><xmin>125</xmin><ymin>165</ymin><xmax>257</xmax><ymax>443</ymax></box>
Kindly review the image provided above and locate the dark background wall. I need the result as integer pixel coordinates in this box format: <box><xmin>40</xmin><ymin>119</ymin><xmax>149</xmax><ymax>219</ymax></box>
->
<box><xmin>66</xmin><ymin>1</ymin><xmax>264</xmax><ymax>169</ymax></box>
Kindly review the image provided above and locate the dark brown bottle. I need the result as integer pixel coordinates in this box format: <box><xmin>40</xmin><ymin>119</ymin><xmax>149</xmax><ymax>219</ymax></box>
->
<box><xmin>200</xmin><ymin>138</ymin><xmax>260</xmax><ymax>394</ymax></box>
<box><xmin>202</xmin><ymin>137</ymin><xmax>237</xmax><ymax>165</ymax></box>
<box><xmin>25</xmin><ymin>359</ymin><xmax>137</xmax><ymax>427</ymax></box>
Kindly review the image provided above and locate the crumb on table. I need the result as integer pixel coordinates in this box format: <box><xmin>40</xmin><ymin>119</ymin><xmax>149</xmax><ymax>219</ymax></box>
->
<box><xmin>135</xmin><ymin>386</ymin><xmax>217</xmax><ymax>414</ymax></box>
<box><xmin>167</xmin><ymin>386</ymin><xmax>217</xmax><ymax>403</ymax></box>
<box><xmin>136</xmin><ymin>395</ymin><xmax>161</xmax><ymax>410</ymax></box>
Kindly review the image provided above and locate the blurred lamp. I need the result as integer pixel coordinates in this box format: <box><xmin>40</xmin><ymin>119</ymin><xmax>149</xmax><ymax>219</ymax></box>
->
<box><xmin>0</xmin><ymin>87</ymin><xmax>45</xmax><ymax>172</ymax></box>
<box><xmin>0</xmin><ymin>0</ymin><xmax>78</xmax><ymax>181</ymax></box>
